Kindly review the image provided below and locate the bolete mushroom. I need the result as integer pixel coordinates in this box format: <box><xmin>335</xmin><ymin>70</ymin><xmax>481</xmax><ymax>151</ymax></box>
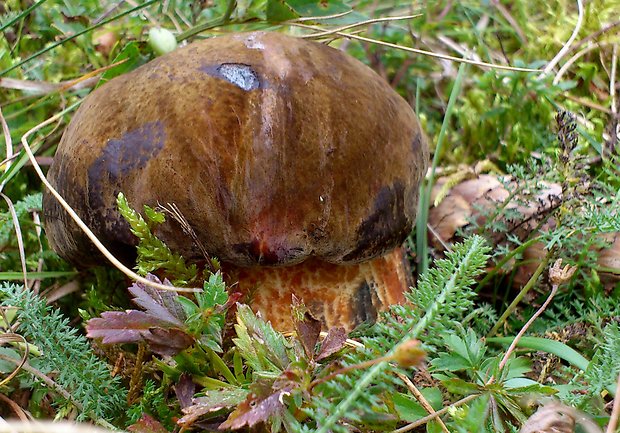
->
<box><xmin>43</xmin><ymin>31</ymin><xmax>429</xmax><ymax>330</ymax></box>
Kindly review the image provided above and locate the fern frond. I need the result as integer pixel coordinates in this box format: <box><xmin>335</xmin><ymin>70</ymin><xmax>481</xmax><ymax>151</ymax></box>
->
<box><xmin>0</xmin><ymin>283</ymin><xmax>127</xmax><ymax>421</ymax></box>
<box><xmin>585</xmin><ymin>322</ymin><xmax>620</xmax><ymax>397</ymax></box>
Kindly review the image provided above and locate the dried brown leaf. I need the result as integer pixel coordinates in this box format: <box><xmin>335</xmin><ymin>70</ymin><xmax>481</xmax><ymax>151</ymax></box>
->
<box><xmin>127</xmin><ymin>414</ymin><xmax>170</xmax><ymax>433</ymax></box>
<box><xmin>175</xmin><ymin>374</ymin><xmax>196</xmax><ymax>410</ymax></box>
<box><xmin>178</xmin><ymin>389</ymin><xmax>249</xmax><ymax>426</ymax></box>
<box><xmin>219</xmin><ymin>387</ymin><xmax>291</xmax><ymax>430</ymax></box>
<box><xmin>292</xmin><ymin>295</ymin><xmax>321</xmax><ymax>359</ymax></box>
<box><xmin>316</xmin><ymin>327</ymin><xmax>347</xmax><ymax>361</ymax></box>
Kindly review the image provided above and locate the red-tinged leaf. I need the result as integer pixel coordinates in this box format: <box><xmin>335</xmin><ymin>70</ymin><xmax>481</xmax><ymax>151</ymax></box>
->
<box><xmin>127</xmin><ymin>413</ymin><xmax>170</xmax><ymax>433</ymax></box>
<box><xmin>292</xmin><ymin>295</ymin><xmax>321</xmax><ymax>360</ymax></box>
<box><xmin>220</xmin><ymin>291</ymin><xmax>243</xmax><ymax>313</ymax></box>
<box><xmin>145</xmin><ymin>327</ymin><xmax>194</xmax><ymax>356</ymax></box>
<box><xmin>175</xmin><ymin>374</ymin><xmax>196</xmax><ymax>409</ymax></box>
<box><xmin>219</xmin><ymin>387</ymin><xmax>291</xmax><ymax>430</ymax></box>
<box><xmin>178</xmin><ymin>389</ymin><xmax>249</xmax><ymax>426</ymax></box>
<box><xmin>316</xmin><ymin>327</ymin><xmax>347</xmax><ymax>361</ymax></box>
<box><xmin>129</xmin><ymin>274</ymin><xmax>185</xmax><ymax>326</ymax></box>
<box><xmin>86</xmin><ymin>310</ymin><xmax>173</xmax><ymax>344</ymax></box>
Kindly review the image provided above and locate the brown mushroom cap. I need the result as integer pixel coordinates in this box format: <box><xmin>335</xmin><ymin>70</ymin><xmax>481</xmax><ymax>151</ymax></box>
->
<box><xmin>44</xmin><ymin>31</ymin><xmax>428</xmax><ymax>269</ymax></box>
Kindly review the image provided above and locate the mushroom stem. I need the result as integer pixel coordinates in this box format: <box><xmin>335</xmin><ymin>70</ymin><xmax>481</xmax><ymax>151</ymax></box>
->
<box><xmin>222</xmin><ymin>248</ymin><xmax>412</xmax><ymax>331</ymax></box>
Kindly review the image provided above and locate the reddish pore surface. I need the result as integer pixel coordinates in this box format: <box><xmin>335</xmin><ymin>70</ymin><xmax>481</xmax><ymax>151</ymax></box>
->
<box><xmin>222</xmin><ymin>247</ymin><xmax>412</xmax><ymax>331</ymax></box>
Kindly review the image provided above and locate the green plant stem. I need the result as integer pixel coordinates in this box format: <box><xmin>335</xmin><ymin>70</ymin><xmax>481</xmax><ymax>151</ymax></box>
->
<box><xmin>0</xmin><ymin>271</ymin><xmax>77</xmax><ymax>280</ymax></box>
<box><xmin>488</xmin><ymin>252</ymin><xmax>551</xmax><ymax>337</ymax></box>
<box><xmin>176</xmin><ymin>0</ymin><xmax>237</xmax><ymax>42</ymax></box>
<box><xmin>417</xmin><ymin>63</ymin><xmax>468</xmax><ymax>275</ymax></box>
<box><xmin>476</xmin><ymin>236</ymin><xmax>542</xmax><ymax>290</ymax></box>
<box><xmin>392</xmin><ymin>393</ymin><xmax>479</xmax><ymax>433</ymax></box>
<box><xmin>316</xmin><ymin>236</ymin><xmax>485</xmax><ymax>433</ymax></box>
<box><xmin>1</xmin><ymin>0</ymin><xmax>160</xmax><ymax>76</ymax></box>
<box><xmin>310</xmin><ymin>356</ymin><xmax>390</xmax><ymax>391</ymax></box>
<box><xmin>0</xmin><ymin>0</ymin><xmax>48</xmax><ymax>32</ymax></box>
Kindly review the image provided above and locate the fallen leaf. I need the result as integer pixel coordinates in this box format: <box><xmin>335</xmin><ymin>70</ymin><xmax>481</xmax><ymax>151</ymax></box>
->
<box><xmin>219</xmin><ymin>386</ymin><xmax>291</xmax><ymax>430</ymax></box>
<box><xmin>178</xmin><ymin>388</ymin><xmax>249</xmax><ymax>426</ymax></box>
<box><xmin>175</xmin><ymin>374</ymin><xmax>196</xmax><ymax>409</ymax></box>
<box><xmin>127</xmin><ymin>414</ymin><xmax>170</xmax><ymax>433</ymax></box>
<box><xmin>316</xmin><ymin>327</ymin><xmax>347</xmax><ymax>361</ymax></box>
<box><xmin>292</xmin><ymin>295</ymin><xmax>321</xmax><ymax>360</ymax></box>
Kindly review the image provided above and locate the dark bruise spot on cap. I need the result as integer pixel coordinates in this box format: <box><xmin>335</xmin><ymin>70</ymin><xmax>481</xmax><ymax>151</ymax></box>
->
<box><xmin>87</xmin><ymin>120</ymin><xmax>165</xmax><ymax>224</ymax></box>
<box><xmin>343</xmin><ymin>181</ymin><xmax>410</xmax><ymax>262</ymax></box>
<box><xmin>350</xmin><ymin>280</ymin><xmax>378</xmax><ymax>327</ymax></box>
<box><xmin>200</xmin><ymin>63</ymin><xmax>260</xmax><ymax>91</ymax></box>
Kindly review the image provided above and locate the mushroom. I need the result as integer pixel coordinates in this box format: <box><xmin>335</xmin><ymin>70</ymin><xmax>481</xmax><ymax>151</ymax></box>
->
<box><xmin>43</xmin><ymin>31</ymin><xmax>429</xmax><ymax>330</ymax></box>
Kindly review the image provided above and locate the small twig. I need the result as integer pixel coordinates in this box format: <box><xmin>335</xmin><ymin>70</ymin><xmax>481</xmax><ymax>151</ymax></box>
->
<box><xmin>309</xmin><ymin>356</ymin><xmax>389</xmax><ymax>391</ymax></box>
<box><xmin>491</xmin><ymin>260</ymin><xmax>577</xmax><ymax>385</ymax></box>
<box><xmin>541</xmin><ymin>0</ymin><xmax>584</xmax><ymax>77</ymax></box>
<box><xmin>157</xmin><ymin>202</ymin><xmax>217</xmax><ymax>272</ymax></box>
<box><xmin>426</xmin><ymin>223</ymin><xmax>452</xmax><ymax>252</ymax></box>
<box><xmin>497</xmin><ymin>281</ymin><xmax>555</xmax><ymax>371</ymax></box>
<box><xmin>30</xmin><ymin>211</ymin><xmax>44</xmax><ymax>294</ymax></box>
<box><xmin>554</xmin><ymin>41</ymin><xmax>615</xmax><ymax>85</ymax></box>
<box><xmin>0</xmin><ymin>393</ymin><xmax>30</xmax><ymax>422</ymax></box>
<box><xmin>1</xmin><ymin>193</ymin><xmax>28</xmax><ymax>289</ymax></box>
<box><xmin>607</xmin><ymin>373</ymin><xmax>620</xmax><ymax>433</ymax></box>
<box><xmin>562</xmin><ymin>93</ymin><xmax>618</xmax><ymax>116</ymax></box>
<box><xmin>0</xmin><ymin>354</ymin><xmax>81</xmax><ymax>411</ymax></box>
<box><xmin>293</xmin><ymin>10</ymin><xmax>353</xmax><ymax>22</ymax></box>
<box><xmin>299</xmin><ymin>14</ymin><xmax>421</xmax><ymax>39</ymax></box>
<box><xmin>290</xmin><ymin>23</ymin><xmax>540</xmax><ymax>72</ymax></box>
<box><xmin>568</xmin><ymin>20</ymin><xmax>620</xmax><ymax>57</ymax></box>
<box><xmin>392</xmin><ymin>394</ymin><xmax>479</xmax><ymax>433</ymax></box>
<box><xmin>0</xmin><ymin>107</ymin><xmax>13</xmax><ymax>191</ymax></box>
<box><xmin>396</xmin><ymin>372</ymin><xmax>450</xmax><ymax>433</ymax></box>
<box><xmin>490</xmin><ymin>0</ymin><xmax>527</xmax><ymax>44</ymax></box>
<box><xmin>0</xmin><ymin>331</ymin><xmax>29</xmax><ymax>387</ymax></box>
<box><xmin>0</xmin><ymin>421</ymin><xmax>116</xmax><ymax>433</ymax></box>
<box><xmin>488</xmin><ymin>252</ymin><xmax>551</xmax><ymax>337</ymax></box>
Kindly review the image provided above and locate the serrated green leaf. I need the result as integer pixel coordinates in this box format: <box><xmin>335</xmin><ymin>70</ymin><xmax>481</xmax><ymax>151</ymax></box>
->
<box><xmin>233</xmin><ymin>304</ymin><xmax>290</xmax><ymax>373</ymax></box>
<box><xmin>97</xmin><ymin>42</ymin><xmax>146</xmax><ymax>87</ymax></box>
<box><xmin>266</xmin><ymin>0</ymin><xmax>298</xmax><ymax>21</ymax></box>
<box><xmin>431</xmin><ymin>352</ymin><xmax>472</xmax><ymax>372</ymax></box>
<box><xmin>197</xmin><ymin>272</ymin><xmax>227</xmax><ymax>310</ymax></box>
